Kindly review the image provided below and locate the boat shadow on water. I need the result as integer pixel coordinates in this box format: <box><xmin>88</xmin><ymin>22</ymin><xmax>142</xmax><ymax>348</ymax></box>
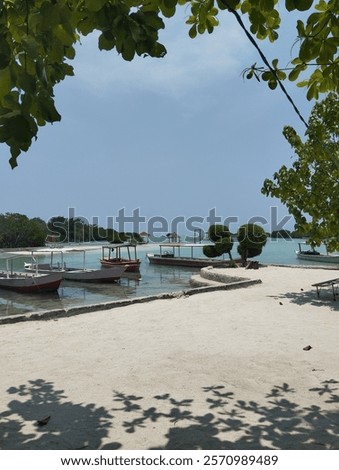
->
<box><xmin>0</xmin><ymin>278</ymin><xmax>139</xmax><ymax>318</ymax></box>
<box><xmin>0</xmin><ymin>289</ymin><xmax>62</xmax><ymax>317</ymax></box>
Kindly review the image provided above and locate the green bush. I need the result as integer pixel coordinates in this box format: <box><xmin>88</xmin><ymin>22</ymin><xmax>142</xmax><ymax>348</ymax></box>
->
<box><xmin>203</xmin><ymin>225</ymin><xmax>234</xmax><ymax>259</ymax></box>
<box><xmin>237</xmin><ymin>244</ymin><xmax>262</xmax><ymax>259</ymax></box>
<box><xmin>208</xmin><ymin>224</ymin><xmax>231</xmax><ymax>242</ymax></box>
<box><xmin>215</xmin><ymin>237</ymin><xmax>233</xmax><ymax>256</ymax></box>
<box><xmin>203</xmin><ymin>245</ymin><xmax>219</xmax><ymax>258</ymax></box>
<box><xmin>237</xmin><ymin>224</ymin><xmax>267</xmax><ymax>262</ymax></box>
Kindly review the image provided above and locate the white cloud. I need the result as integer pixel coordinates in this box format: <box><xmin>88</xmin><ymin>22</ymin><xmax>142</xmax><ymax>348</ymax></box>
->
<box><xmin>72</xmin><ymin>10</ymin><xmax>252</xmax><ymax>97</ymax></box>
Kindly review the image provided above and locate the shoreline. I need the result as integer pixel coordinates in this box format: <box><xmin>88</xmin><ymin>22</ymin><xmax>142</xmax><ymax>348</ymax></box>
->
<box><xmin>0</xmin><ymin>265</ymin><xmax>338</xmax><ymax>449</ymax></box>
<box><xmin>0</xmin><ymin>263</ymin><xmax>338</xmax><ymax>325</ymax></box>
<box><xmin>0</xmin><ymin>279</ymin><xmax>262</xmax><ymax>325</ymax></box>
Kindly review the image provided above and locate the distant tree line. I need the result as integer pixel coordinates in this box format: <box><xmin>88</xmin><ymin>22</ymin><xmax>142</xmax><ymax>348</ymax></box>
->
<box><xmin>47</xmin><ymin>216</ymin><xmax>143</xmax><ymax>244</ymax></box>
<box><xmin>0</xmin><ymin>213</ymin><xmax>310</xmax><ymax>249</ymax></box>
<box><xmin>270</xmin><ymin>229</ymin><xmax>308</xmax><ymax>239</ymax></box>
<box><xmin>0</xmin><ymin>213</ymin><xmax>47</xmax><ymax>248</ymax></box>
<box><xmin>0</xmin><ymin>213</ymin><xmax>143</xmax><ymax>248</ymax></box>
<box><xmin>226</xmin><ymin>230</ymin><xmax>306</xmax><ymax>240</ymax></box>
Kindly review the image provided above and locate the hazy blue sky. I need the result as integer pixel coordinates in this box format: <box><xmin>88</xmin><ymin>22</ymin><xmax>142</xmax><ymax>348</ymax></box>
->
<box><xmin>0</xmin><ymin>7</ymin><xmax>313</xmax><ymax>237</ymax></box>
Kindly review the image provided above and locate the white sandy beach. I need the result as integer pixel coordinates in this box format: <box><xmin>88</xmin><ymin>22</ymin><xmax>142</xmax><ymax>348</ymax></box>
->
<box><xmin>0</xmin><ymin>265</ymin><xmax>339</xmax><ymax>450</ymax></box>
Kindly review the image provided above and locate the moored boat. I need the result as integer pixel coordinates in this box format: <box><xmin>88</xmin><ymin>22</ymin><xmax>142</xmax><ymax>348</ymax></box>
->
<box><xmin>61</xmin><ymin>265</ymin><xmax>126</xmax><ymax>282</ymax></box>
<box><xmin>100</xmin><ymin>244</ymin><xmax>141</xmax><ymax>273</ymax></box>
<box><xmin>0</xmin><ymin>271</ymin><xmax>63</xmax><ymax>293</ymax></box>
<box><xmin>24</xmin><ymin>248</ymin><xmax>127</xmax><ymax>282</ymax></box>
<box><xmin>0</xmin><ymin>255</ymin><xmax>62</xmax><ymax>293</ymax></box>
<box><xmin>147</xmin><ymin>243</ymin><xmax>237</xmax><ymax>268</ymax></box>
<box><xmin>296</xmin><ymin>243</ymin><xmax>339</xmax><ymax>264</ymax></box>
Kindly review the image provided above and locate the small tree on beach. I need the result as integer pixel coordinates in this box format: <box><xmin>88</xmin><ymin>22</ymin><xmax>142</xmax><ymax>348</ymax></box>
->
<box><xmin>237</xmin><ymin>223</ymin><xmax>267</xmax><ymax>264</ymax></box>
<box><xmin>203</xmin><ymin>224</ymin><xmax>233</xmax><ymax>260</ymax></box>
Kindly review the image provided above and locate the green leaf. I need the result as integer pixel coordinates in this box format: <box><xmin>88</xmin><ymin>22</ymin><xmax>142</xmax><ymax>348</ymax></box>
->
<box><xmin>40</xmin><ymin>2</ymin><xmax>61</xmax><ymax>30</ymax></box>
<box><xmin>188</xmin><ymin>24</ymin><xmax>197</xmax><ymax>38</ymax></box>
<box><xmin>294</xmin><ymin>0</ymin><xmax>314</xmax><ymax>11</ymax></box>
<box><xmin>85</xmin><ymin>0</ymin><xmax>107</xmax><ymax>12</ymax></box>
<box><xmin>306</xmin><ymin>82</ymin><xmax>318</xmax><ymax>100</ymax></box>
<box><xmin>276</xmin><ymin>69</ymin><xmax>286</xmax><ymax>80</ymax></box>
<box><xmin>21</xmin><ymin>36</ymin><xmax>40</xmax><ymax>60</ymax></box>
<box><xmin>9</xmin><ymin>145</ymin><xmax>21</xmax><ymax>169</ymax></box>
<box><xmin>261</xmin><ymin>71</ymin><xmax>271</xmax><ymax>81</ymax></box>
<box><xmin>5</xmin><ymin>114</ymin><xmax>33</xmax><ymax>142</ymax></box>
<box><xmin>37</xmin><ymin>96</ymin><xmax>61</xmax><ymax>123</ymax></box>
<box><xmin>98</xmin><ymin>32</ymin><xmax>116</xmax><ymax>51</ymax></box>
<box><xmin>0</xmin><ymin>38</ymin><xmax>11</xmax><ymax>69</ymax></box>
<box><xmin>163</xmin><ymin>0</ymin><xmax>177</xmax><ymax>8</ymax></box>
<box><xmin>289</xmin><ymin>66</ymin><xmax>303</xmax><ymax>81</ymax></box>
<box><xmin>268</xmin><ymin>79</ymin><xmax>277</xmax><ymax>89</ymax></box>
<box><xmin>121</xmin><ymin>37</ymin><xmax>136</xmax><ymax>61</ymax></box>
<box><xmin>261</xmin><ymin>0</ymin><xmax>275</xmax><ymax>10</ymax></box>
<box><xmin>152</xmin><ymin>42</ymin><xmax>167</xmax><ymax>58</ymax></box>
<box><xmin>2</xmin><ymin>92</ymin><xmax>20</xmax><ymax>111</ymax></box>
<box><xmin>220</xmin><ymin>0</ymin><xmax>240</xmax><ymax>9</ymax></box>
<box><xmin>0</xmin><ymin>67</ymin><xmax>12</xmax><ymax>99</ymax></box>
<box><xmin>161</xmin><ymin>0</ymin><xmax>177</xmax><ymax>15</ymax></box>
<box><xmin>141</xmin><ymin>12</ymin><xmax>165</xmax><ymax>31</ymax></box>
<box><xmin>197</xmin><ymin>23</ymin><xmax>206</xmax><ymax>34</ymax></box>
<box><xmin>35</xmin><ymin>59</ymin><xmax>48</xmax><ymax>84</ymax></box>
<box><xmin>17</xmin><ymin>70</ymin><xmax>36</xmax><ymax>94</ymax></box>
<box><xmin>285</xmin><ymin>0</ymin><xmax>296</xmax><ymax>11</ymax></box>
<box><xmin>272</xmin><ymin>58</ymin><xmax>279</xmax><ymax>68</ymax></box>
<box><xmin>216</xmin><ymin>0</ymin><xmax>227</xmax><ymax>9</ymax></box>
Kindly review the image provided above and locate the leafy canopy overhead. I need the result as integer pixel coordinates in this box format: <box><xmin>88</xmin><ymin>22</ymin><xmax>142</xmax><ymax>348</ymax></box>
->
<box><xmin>262</xmin><ymin>92</ymin><xmax>339</xmax><ymax>252</ymax></box>
<box><xmin>0</xmin><ymin>0</ymin><xmax>338</xmax><ymax>167</ymax></box>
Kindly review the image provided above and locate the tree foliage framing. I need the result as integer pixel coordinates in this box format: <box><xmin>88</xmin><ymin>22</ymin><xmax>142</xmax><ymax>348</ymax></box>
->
<box><xmin>0</xmin><ymin>0</ymin><xmax>338</xmax><ymax>167</ymax></box>
<box><xmin>262</xmin><ymin>92</ymin><xmax>339</xmax><ymax>252</ymax></box>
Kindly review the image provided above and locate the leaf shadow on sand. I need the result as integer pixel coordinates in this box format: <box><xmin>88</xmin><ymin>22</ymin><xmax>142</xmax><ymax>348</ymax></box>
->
<box><xmin>0</xmin><ymin>379</ymin><xmax>119</xmax><ymax>450</ymax></box>
<box><xmin>110</xmin><ymin>382</ymin><xmax>339</xmax><ymax>450</ymax></box>
<box><xmin>268</xmin><ymin>287</ymin><xmax>339</xmax><ymax>310</ymax></box>
<box><xmin>2</xmin><ymin>379</ymin><xmax>339</xmax><ymax>449</ymax></box>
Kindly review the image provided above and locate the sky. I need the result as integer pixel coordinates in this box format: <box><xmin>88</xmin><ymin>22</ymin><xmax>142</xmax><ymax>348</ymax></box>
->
<box><xmin>0</xmin><ymin>6</ymin><xmax>314</xmax><ymax>238</ymax></box>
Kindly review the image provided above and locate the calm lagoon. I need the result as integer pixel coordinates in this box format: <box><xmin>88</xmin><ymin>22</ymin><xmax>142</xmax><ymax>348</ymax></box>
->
<box><xmin>0</xmin><ymin>239</ymin><xmax>334</xmax><ymax>318</ymax></box>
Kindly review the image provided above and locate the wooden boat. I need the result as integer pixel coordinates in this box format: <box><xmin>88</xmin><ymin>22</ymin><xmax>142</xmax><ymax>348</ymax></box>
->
<box><xmin>0</xmin><ymin>271</ymin><xmax>63</xmax><ymax>293</ymax></box>
<box><xmin>100</xmin><ymin>244</ymin><xmax>141</xmax><ymax>273</ymax></box>
<box><xmin>296</xmin><ymin>243</ymin><xmax>339</xmax><ymax>264</ymax></box>
<box><xmin>147</xmin><ymin>243</ymin><xmax>236</xmax><ymax>268</ymax></box>
<box><xmin>24</xmin><ymin>249</ymin><xmax>127</xmax><ymax>282</ymax></box>
<box><xmin>0</xmin><ymin>256</ymin><xmax>62</xmax><ymax>293</ymax></box>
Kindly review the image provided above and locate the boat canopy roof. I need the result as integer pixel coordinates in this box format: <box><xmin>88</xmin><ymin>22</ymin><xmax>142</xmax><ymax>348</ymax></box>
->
<box><xmin>0</xmin><ymin>250</ymin><xmax>31</xmax><ymax>260</ymax></box>
<box><xmin>159</xmin><ymin>243</ymin><xmax>207</xmax><ymax>248</ymax></box>
<box><xmin>3</xmin><ymin>245</ymin><xmax>101</xmax><ymax>257</ymax></box>
<box><xmin>44</xmin><ymin>245</ymin><xmax>100</xmax><ymax>253</ymax></box>
<box><xmin>107</xmin><ymin>243</ymin><xmax>138</xmax><ymax>249</ymax></box>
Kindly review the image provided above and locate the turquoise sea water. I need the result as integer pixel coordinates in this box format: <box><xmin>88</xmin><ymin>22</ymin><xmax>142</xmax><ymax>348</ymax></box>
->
<box><xmin>0</xmin><ymin>239</ymin><xmax>337</xmax><ymax>318</ymax></box>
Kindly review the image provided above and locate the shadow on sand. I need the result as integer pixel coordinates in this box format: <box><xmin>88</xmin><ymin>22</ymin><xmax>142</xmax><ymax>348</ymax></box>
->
<box><xmin>268</xmin><ymin>286</ymin><xmax>339</xmax><ymax>311</ymax></box>
<box><xmin>1</xmin><ymin>379</ymin><xmax>339</xmax><ymax>449</ymax></box>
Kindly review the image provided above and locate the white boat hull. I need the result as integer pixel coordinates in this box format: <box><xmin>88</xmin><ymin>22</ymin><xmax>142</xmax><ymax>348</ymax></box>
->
<box><xmin>147</xmin><ymin>253</ymin><xmax>236</xmax><ymax>268</ymax></box>
<box><xmin>0</xmin><ymin>272</ymin><xmax>63</xmax><ymax>293</ymax></box>
<box><xmin>296</xmin><ymin>251</ymin><xmax>339</xmax><ymax>264</ymax></box>
<box><xmin>63</xmin><ymin>266</ymin><xmax>126</xmax><ymax>282</ymax></box>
